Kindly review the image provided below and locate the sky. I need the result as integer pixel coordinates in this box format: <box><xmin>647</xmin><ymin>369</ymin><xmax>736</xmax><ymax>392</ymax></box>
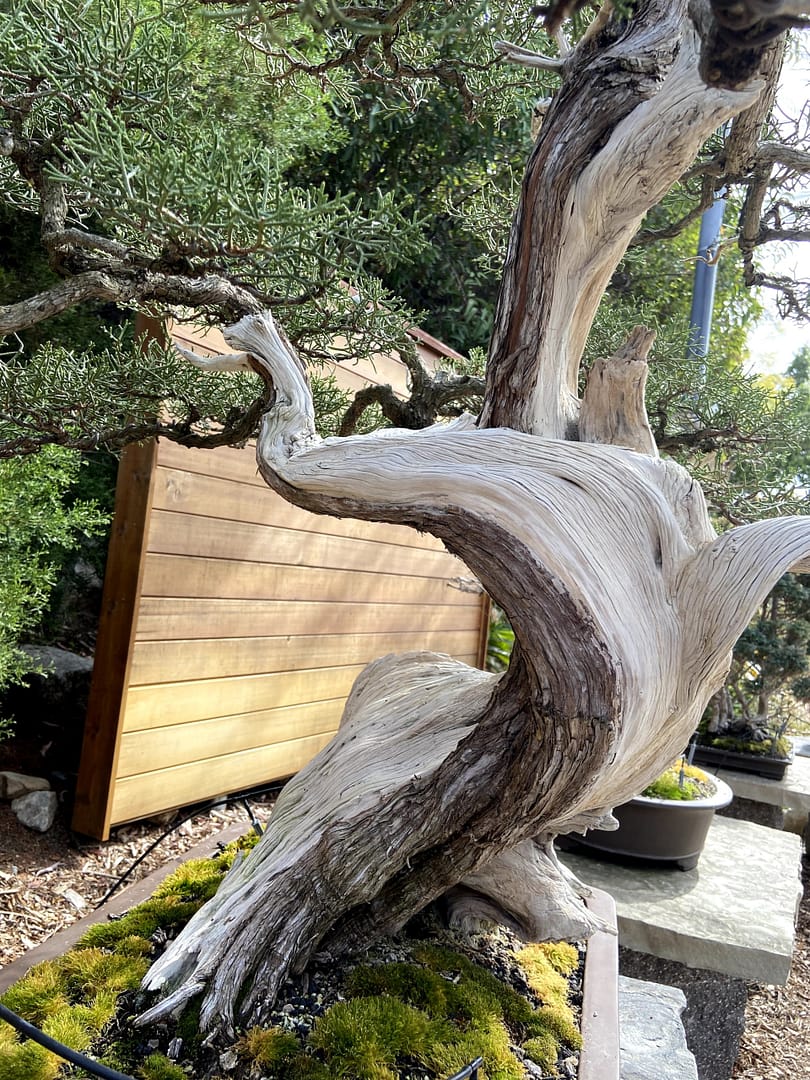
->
<box><xmin>744</xmin><ymin>45</ymin><xmax>810</xmax><ymax>377</ymax></box>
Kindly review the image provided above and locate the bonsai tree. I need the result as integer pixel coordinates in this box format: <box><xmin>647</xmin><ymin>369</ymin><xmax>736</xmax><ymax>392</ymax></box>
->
<box><xmin>706</xmin><ymin>572</ymin><xmax>810</xmax><ymax>751</ymax></box>
<box><xmin>1</xmin><ymin>0</ymin><xmax>810</xmax><ymax>1036</ymax></box>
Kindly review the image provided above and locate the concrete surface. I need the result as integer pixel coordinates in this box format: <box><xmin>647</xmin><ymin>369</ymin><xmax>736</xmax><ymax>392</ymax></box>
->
<box><xmin>559</xmin><ymin>815</ymin><xmax>802</xmax><ymax>984</ymax></box>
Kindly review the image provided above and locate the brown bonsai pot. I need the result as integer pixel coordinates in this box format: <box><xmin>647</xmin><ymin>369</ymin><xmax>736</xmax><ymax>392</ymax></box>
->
<box><xmin>566</xmin><ymin>773</ymin><xmax>733</xmax><ymax>871</ymax></box>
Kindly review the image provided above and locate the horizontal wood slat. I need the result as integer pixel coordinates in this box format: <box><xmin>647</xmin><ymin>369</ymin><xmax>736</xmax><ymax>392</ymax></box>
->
<box><xmin>140</xmin><ymin>553</ymin><xmax>479</xmax><ymax>606</ymax></box>
<box><xmin>74</xmin><ymin>320</ymin><xmax>489</xmax><ymax>838</ymax></box>
<box><xmin>110</xmin><ymin>732</ymin><xmax>336</xmax><ymax>823</ymax></box>
<box><xmin>117</xmin><ymin>698</ymin><xmax>345</xmax><ymax>778</ymax></box>
<box><xmin>152</xmin><ymin>462</ymin><xmax>448</xmax><ymax>551</ymax></box>
<box><xmin>133</xmin><ymin>597</ymin><xmax>483</xmax><ymax>641</ymax></box>
<box><xmin>122</xmin><ymin>664</ymin><xmax>368</xmax><ymax>731</ymax></box>
<box><xmin>128</xmin><ymin>630</ymin><xmax>481</xmax><ymax>685</ymax></box>
<box><xmin>147</xmin><ymin>510</ymin><xmax>463</xmax><ymax>579</ymax></box>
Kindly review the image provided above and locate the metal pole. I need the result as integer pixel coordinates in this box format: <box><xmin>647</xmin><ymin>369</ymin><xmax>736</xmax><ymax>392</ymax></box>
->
<box><xmin>687</xmin><ymin>190</ymin><xmax>727</xmax><ymax>358</ymax></box>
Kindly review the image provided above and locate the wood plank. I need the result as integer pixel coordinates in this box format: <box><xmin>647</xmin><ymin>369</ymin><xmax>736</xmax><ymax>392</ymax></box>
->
<box><xmin>133</xmin><ymin>596</ymin><xmax>485</xmax><ymax>641</ymax></box>
<box><xmin>110</xmin><ymin>733</ymin><xmax>335</xmax><ymax>824</ymax></box>
<box><xmin>151</xmin><ymin>461</ymin><xmax>448</xmax><ymax>552</ymax></box>
<box><xmin>140</xmin><ymin>553</ymin><xmax>480</xmax><ymax>607</ymax></box>
<box><xmin>128</xmin><ymin>629</ymin><xmax>481</xmax><ymax>684</ymax></box>
<box><xmin>122</xmin><ymin>664</ymin><xmax>367</xmax><ymax>731</ymax></box>
<box><xmin>72</xmin><ymin>319</ymin><xmax>164</xmax><ymax>840</ymax></box>
<box><xmin>117</xmin><ymin>698</ymin><xmax>344</xmax><ymax>777</ymax></box>
<box><xmin>147</xmin><ymin>509</ymin><xmax>465</xmax><ymax>579</ymax></box>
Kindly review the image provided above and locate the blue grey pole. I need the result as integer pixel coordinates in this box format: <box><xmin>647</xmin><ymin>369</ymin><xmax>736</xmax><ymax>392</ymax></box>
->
<box><xmin>687</xmin><ymin>190</ymin><xmax>727</xmax><ymax>358</ymax></box>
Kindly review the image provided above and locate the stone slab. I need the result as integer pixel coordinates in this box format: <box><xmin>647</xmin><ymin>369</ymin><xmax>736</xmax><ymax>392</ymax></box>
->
<box><xmin>711</xmin><ymin>747</ymin><xmax>810</xmax><ymax>815</ymax></box>
<box><xmin>559</xmin><ymin>815</ymin><xmax>802</xmax><ymax>984</ymax></box>
<box><xmin>619</xmin><ymin>975</ymin><xmax>697</xmax><ymax>1080</ymax></box>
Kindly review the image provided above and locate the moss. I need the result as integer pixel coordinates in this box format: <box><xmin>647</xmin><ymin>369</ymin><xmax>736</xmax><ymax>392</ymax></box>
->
<box><xmin>708</xmin><ymin>734</ymin><xmax>791</xmax><ymax>758</ymax></box>
<box><xmin>59</xmin><ymin>948</ymin><xmax>149</xmax><ymax>997</ymax></box>
<box><xmin>521</xmin><ymin>1031</ymin><xmax>558</xmax><ymax>1073</ymax></box>
<box><xmin>308</xmin><ymin>996</ymin><xmax>435</xmax><ymax>1079</ymax></box>
<box><xmin>531</xmin><ymin>942</ymin><xmax>579</xmax><ymax>977</ymax></box>
<box><xmin>424</xmin><ymin>1012</ymin><xmax>521</xmax><ymax>1080</ymax></box>
<box><xmin>0</xmin><ymin>962</ymin><xmax>70</xmax><ymax>1025</ymax></box>
<box><xmin>346</xmin><ymin>962</ymin><xmax>451</xmax><ymax>1017</ymax></box>
<box><xmin>514</xmin><ymin>946</ymin><xmax>569</xmax><ymax>1005</ymax></box>
<box><xmin>40</xmin><ymin>1008</ymin><xmax>93</xmax><ymax>1052</ymax></box>
<box><xmin>238</xmin><ymin>1025</ymin><xmax>301</xmax><ymax>1067</ymax></box>
<box><xmin>641</xmin><ymin>762</ymin><xmax>711</xmax><ymax>801</ymax></box>
<box><xmin>138</xmin><ymin>1052</ymin><xmax>188</xmax><ymax>1080</ymax></box>
<box><xmin>414</xmin><ymin>945</ymin><xmax>534</xmax><ymax>1028</ymax></box>
<box><xmin>0</xmin><ymin>1035</ymin><xmax>60</xmax><ymax>1080</ymax></box>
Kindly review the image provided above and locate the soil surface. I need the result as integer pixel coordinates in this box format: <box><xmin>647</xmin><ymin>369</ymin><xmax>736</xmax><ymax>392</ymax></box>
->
<box><xmin>0</xmin><ymin>793</ymin><xmax>807</xmax><ymax>1077</ymax></box>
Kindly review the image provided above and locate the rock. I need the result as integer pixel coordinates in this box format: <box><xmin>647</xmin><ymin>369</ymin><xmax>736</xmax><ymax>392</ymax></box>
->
<box><xmin>1</xmin><ymin>647</ymin><xmax>95</xmax><ymax>780</ymax></box>
<box><xmin>619</xmin><ymin>975</ymin><xmax>697</xmax><ymax>1080</ymax></box>
<box><xmin>0</xmin><ymin>771</ymin><xmax>51</xmax><ymax>799</ymax></box>
<box><xmin>219</xmin><ymin>1049</ymin><xmax>239</xmax><ymax>1071</ymax></box>
<box><xmin>12</xmin><ymin>790</ymin><xmax>58</xmax><ymax>832</ymax></box>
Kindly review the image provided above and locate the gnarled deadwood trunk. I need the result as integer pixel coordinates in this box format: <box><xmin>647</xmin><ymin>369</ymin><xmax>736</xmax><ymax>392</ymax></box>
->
<box><xmin>139</xmin><ymin>0</ymin><xmax>810</xmax><ymax>1033</ymax></box>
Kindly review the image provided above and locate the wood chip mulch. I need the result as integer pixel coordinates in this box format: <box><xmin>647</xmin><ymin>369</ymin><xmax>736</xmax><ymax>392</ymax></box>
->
<box><xmin>0</xmin><ymin>793</ymin><xmax>276</xmax><ymax>968</ymax></box>
<box><xmin>0</xmin><ymin>798</ymin><xmax>808</xmax><ymax>1078</ymax></box>
<box><xmin>731</xmin><ymin>848</ymin><xmax>810</xmax><ymax>1080</ymax></box>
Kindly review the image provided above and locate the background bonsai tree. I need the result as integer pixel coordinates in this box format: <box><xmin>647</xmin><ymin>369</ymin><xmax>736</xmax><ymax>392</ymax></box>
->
<box><xmin>707</xmin><ymin>572</ymin><xmax>810</xmax><ymax>752</ymax></box>
<box><xmin>1</xmin><ymin>0</ymin><xmax>810</xmax><ymax>1036</ymax></box>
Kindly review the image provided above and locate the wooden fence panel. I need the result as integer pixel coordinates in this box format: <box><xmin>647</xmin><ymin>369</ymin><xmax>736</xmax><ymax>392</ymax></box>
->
<box><xmin>72</xmin><ymin>323</ymin><xmax>489</xmax><ymax>838</ymax></box>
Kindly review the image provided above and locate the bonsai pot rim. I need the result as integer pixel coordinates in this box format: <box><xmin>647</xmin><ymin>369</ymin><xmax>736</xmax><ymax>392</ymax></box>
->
<box><xmin>692</xmin><ymin>742</ymin><xmax>793</xmax><ymax>780</ymax></box>
<box><xmin>564</xmin><ymin>775</ymin><xmax>733</xmax><ymax>871</ymax></box>
<box><xmin>632</xmin><ymin>774</ymin><xmax>734</xmax><ymax>811</ymax></box>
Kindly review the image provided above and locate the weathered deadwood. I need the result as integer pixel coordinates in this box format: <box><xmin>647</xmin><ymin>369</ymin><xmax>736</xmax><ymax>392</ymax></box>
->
<box><xmin>137</xmin><ymin>2</ymin><xmax>810</xmax><ymax>1034</ymax></box>
<box><xmin>580</xmin><ymin>326</ymin><xmax>658</xmax><ymax>455</ymax></box>
<box><xmin>139</xmin><ymin>311</ymin><xmax>810</xmax><ymax>1032</ymax></box>
<box><xmin>481</xmin><ymin>3</ymin><xmax>758</xmax><ymax>439</ymax></box>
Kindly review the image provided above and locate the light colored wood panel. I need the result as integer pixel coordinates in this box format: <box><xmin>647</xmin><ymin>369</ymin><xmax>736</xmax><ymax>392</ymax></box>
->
<box><xmin>133</xmin><ymin>597</ymin><xmax>485</xmax><ymax>641</ymax></box>
<box><xmin>140</xmin><ymin>553</ymin><xmax>479</xmax><ymax>607</ymax></box>
<box><xmin>110</xmin><ymin>732</ymin><xmax>334</xmax><ymax>824</ymax></box>
<box><xmin>148</xmin><ymin>510</ymin><xmax>465</xmax><ymax>579</ymax></box>
<box><xmin>151</xmin><ymin>462</ymin><xmax>447</xmax><ymax>552</ymax></box>
<box><xmin>123</xmin><ymin>664</ymin><xmax>366</xmax><ymax>731</ymax></box>
<box><xmin>117</xmin><ymin>698</ymin><xmax>343</xmax><ymax>777</ymax></box>
<box><xmin>128</xmin><ymin>629</ymin><xmax>480</xmax><ymax>684</ymax></box>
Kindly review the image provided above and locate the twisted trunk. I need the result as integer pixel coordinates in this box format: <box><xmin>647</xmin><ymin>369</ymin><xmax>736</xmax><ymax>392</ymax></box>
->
<box><xmin>138</xmin><ymin>1</ymin><xmax>810</xmax><ymax>1033</ymax></box>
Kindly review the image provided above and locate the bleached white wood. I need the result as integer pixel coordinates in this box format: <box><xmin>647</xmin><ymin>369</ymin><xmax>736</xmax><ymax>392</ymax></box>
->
<box><xmin>137</xmin><ymin>2</ymin><xmax>810</xmax><ymax>1034</ymax></box>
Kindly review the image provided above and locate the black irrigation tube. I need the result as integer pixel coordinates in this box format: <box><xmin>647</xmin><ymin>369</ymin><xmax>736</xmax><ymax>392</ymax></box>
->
<box><xmin>0</xmin><ymin>1002</ymin><xmax>484</xmax><ymax>1080</ymax></box>
<box><xmin>3</xmin><ymin>784</ymin><xmax>483</xmax><ymax>1080</ymax></box>
<box><xmin>94</xmin><ymin>781</ymin><xmax>281</xmax><ymax>908</ymax></box>
<box><xmin>0</xmin><ymin>1001</ymin><xmax>136</xmax><ymax>1080</ymax></box>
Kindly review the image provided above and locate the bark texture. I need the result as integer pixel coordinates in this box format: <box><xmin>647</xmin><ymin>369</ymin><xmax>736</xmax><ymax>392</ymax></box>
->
<box><xmin>138</xmin><ymin>1</ymin><xmax>810</xmax><ymax>1032</ymax></box>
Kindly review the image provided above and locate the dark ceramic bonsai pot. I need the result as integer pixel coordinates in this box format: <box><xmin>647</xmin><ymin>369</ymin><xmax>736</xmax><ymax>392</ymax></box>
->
<box><xmin>569</xmin><ymin>775</ymin><xmax>734</xmax><ymax>871</ymax></box>
<box><xmin>691</xmin><ymin>742</ymin><xmax>792</xmax><ymax>780</ymax></box>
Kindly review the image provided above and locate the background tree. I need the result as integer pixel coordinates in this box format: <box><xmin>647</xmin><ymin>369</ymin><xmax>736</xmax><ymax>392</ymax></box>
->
<box><xmin>1</xmin><ymin>0</ymin><xmax>810</xmax><ymax>1035</ymax></box>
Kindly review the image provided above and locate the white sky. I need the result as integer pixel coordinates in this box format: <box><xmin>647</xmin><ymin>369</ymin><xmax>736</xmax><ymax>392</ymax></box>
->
<box><xmin>744</xmin><ymin>46</ymin><xmax>810</xmax><ymax>376</ymax></box>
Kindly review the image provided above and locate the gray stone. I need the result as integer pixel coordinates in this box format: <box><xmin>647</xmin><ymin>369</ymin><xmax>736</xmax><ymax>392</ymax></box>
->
<box><xmin>0</xmin><ymin>771</ymin><xmax>50</xmax><ymax>799</ymax></box>
<box><xmin>619</xmin><ymin>952</ymin><xmax>746</xmax><ymax>1080</ymax></box>
<box><xmin>19</xmin><ymin>645</ymin><xmax>94</xmax><ymax>690</ymax></box>
<box><xmin>558</xmin><ymin>815</ymin><xmax>802</xmax><ymax>984</ymax></box>
<box><xmin>712</xmin><ymin>748</ymin><xmax>810</xmax><ymax>816</ymax></box>
<box><xmin>12</xmin><ymin>790</ymin><xmax>58</xmax><ymax>832</ymax></box>
<box><xmin>619</xmin><ymin>975</ymin><xmax>697</xmax><ymax>1080</ymax></box>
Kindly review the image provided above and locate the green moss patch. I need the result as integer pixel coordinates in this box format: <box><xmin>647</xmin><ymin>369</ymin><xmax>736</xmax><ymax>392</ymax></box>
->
<box><xmin>0</xmin><ymin>829</ymin><xmax>583</xmax><ymax>1080</ymax></box>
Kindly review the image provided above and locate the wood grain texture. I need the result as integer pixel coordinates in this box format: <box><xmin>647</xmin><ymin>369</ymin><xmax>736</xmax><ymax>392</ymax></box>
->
<box><xmin>76</xmin><ymin>326</ymin><xmax>486</xmax><ymax>839</ymax></box>
<box><xmin>128</xmin><ymin>630</ymin><xmax>481</xmax><ymax>684</ymax></box>
<box><xmin>110</xmin><ymin>731</ymin><xmax>336</xmax><ymax>823</ymax></box>
<box><xmin>122</xmin><ymin>664</ymin><xmax>368</xmax><ymax>732</ymax></box>
<box><xmin>72</xmin><ymin>316</ymin><xmax>164</xmax><ymax>839</ymax></box>
<box><xmin>116</xmin><ymin>698</ymin><xmax>345</xmax><ymax>778</ymax></box>
<box><xmin>140</xmin><ymin>553</ymin><xmax>478</xmax><ymax>606</ymax></box>
<box><xmin>133</xmin><ymin>596</ymin><xmax>481</xmax><ymax>641</ymax></box>
<box><xmin>147</xmin><ymin>509</ymin><xmax>464</xmax><ymax>578</ymax></box>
